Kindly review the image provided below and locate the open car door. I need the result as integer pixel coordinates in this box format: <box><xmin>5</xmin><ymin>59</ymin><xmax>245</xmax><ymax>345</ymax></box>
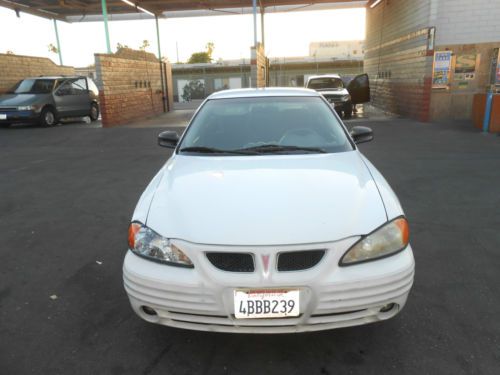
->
<box><xmin>347</xmin><ymin>73</ymin><xmax>370</xmax><ymax>105</ymax></box>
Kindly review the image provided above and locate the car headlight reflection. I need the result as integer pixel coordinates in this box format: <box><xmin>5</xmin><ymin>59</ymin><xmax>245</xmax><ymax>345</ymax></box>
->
<box><xmin>341</xmin><ymin>94</ymin><xmax>351</xmax><ymax>102</ymax></box>
<box><xmin>128</xmin><ymin>222</ymin><xmax>193</xmax><ymax>267</ymax></box>
<box><xmin>340</xmin><ymin>217</ymin><xmax>409</xmax><ymax>266</ymax></box>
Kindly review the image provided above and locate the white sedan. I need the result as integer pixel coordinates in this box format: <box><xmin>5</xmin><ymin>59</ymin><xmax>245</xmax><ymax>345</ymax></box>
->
<box><xmin>124</xmin><ymin>88</ymin><xmax>414</xmax><ymax>333</ymax></box>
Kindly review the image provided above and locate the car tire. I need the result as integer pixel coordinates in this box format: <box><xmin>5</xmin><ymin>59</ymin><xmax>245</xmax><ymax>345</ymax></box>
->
<box><xmin>89</xmin><ymin>102</ymin><xmax>99</xmax><ymax>122</ymax></box>
<box><xmin>39</xmin><ymin>107</ymin><xmax>58</xmax><ymax>127</ymax></box>
<box><xmin>344</xmin><ymin>107</ymin><xmax>353</xmax><ymax>119</ymax></box>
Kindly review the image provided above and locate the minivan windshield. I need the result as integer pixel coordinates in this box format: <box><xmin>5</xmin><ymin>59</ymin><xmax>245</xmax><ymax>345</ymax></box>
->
<box><xmin>179</xmin><ymin>96</ymin><xmax>353</xmax><ymax>155</ymax></box>
<box><xmin>8</xmin><ymin>79</ymin><xmax>55</xmax><ymax>94</ymax></box>
<box><xmin>307</xmin><ymin>78</ymin><xmax>344</xmax><ymax>90</ymax></box>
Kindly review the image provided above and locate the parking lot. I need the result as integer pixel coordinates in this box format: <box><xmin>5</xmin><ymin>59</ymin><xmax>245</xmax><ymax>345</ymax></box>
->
<box><xmin>1</xmin><ymin>116</ymin><xmax>499</xmax><ymax>374</ymax></box>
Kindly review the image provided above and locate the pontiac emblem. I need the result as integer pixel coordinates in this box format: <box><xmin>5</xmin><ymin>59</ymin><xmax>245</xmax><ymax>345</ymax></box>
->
<box><xmin>261</xmin><ymin>254</ymin><xmax>270</xmax><ymax>275</ymax></box>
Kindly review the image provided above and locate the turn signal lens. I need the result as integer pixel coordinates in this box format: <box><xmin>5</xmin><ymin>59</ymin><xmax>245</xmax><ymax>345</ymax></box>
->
<box><xmin>340</xmin><ymin>217</ymin><xmax>410</xmax><ymax>266</ymax></box>
<box><xmin>127</xmin><ymin>222</ymin><xmax>193</xmax><ymax>268</ymax></box>
<box><xmin>128</xmin><ymin>222</ymin><xmax>142</xmax><ymax>249</ymax></box>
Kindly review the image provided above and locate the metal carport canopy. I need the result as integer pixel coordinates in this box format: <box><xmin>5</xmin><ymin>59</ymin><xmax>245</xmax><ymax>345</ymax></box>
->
<box><xmin>0</xmin><ymin>1</ymin><xmax>367</xmax><ymax>21</ymax></box>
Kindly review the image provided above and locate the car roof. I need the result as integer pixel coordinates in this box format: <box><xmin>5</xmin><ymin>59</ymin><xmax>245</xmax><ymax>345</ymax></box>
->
<box><xmin>307</xmin><ymin>74</ymin><xmax>341</xmax><ymax>80</ymax></box>
<box><xmin>23</xmin><ymin>76</ymin><xmax>87</xmax><ymax>80</ymax></box>
<box><xmin>208</xmin><ymin>87</ymin><xmax>320</xmax><ymax>99</ymax></box>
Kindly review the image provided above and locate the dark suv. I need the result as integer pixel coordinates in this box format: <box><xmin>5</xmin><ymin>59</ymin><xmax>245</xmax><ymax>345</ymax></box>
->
<box><xmin>0</xmin><ymin>76</ymin><xmax>100</xmax><ymax>127</ymax></box>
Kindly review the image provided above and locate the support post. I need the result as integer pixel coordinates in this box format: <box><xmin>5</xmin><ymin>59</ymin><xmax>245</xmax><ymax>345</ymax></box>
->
<box><xmin>101</xmin><ymin>0</ymin><xmax>112</xmax><ymax>53</ymax></box>
<box><xmin>53</xmin><ymin>19</ymin><xmax>63</xmax><ymax>66</ymax></box>
<box><xmin>155</xmin><ymin>15</ymin><xmax>167</xmax><ymax>113</ymax></box>
<box><xmin>155</xmin><ymin>16</ymin><xmax>162</xmax><ymax>62</ymax></box>
<box><xmin>252</xmin><ymin>0</ymin><xmax>257</xmax><ymax>47</ymax></box>
<box><xmin>483</xmin><ymin>91</ymin><xmax>493</xmax><ymax>132</ymax></box>
<box><xmin>260</xmin><ymin>6</ymin><xmax>265</xmax><ymax>49</ymax></box>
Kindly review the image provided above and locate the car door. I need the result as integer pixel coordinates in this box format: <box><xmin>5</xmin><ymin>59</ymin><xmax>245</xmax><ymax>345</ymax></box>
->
<box><xmin>70</xmin><ymin>78</ymin><xmax>91</xmax><ymax>116</ymax></box>
<box><xmin>53</xmin><ymin>80</ymin><xmax>76</xmax><ymax>116</ymax></box>
<box><xmin>347</xmin><ymin>73</ymin><xmax>370</xmax><ymax>105</ymax></box>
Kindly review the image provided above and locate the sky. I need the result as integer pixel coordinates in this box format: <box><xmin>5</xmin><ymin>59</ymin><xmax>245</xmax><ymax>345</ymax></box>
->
<box><xmin>0</xmin><ymin>6</ymin><xmax>365</xmax><ymax>67</ymax></box>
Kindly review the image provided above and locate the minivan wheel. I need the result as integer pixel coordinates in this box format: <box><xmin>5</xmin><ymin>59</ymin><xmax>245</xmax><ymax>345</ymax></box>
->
<box><xmin>40</xmin><ymin>107</ymin><xmax>58</xmax><ymax>127</ymax></box>
<box><xmin>90</xmin><ymin>103</ymin><xmax>99</xmax><ymax>122</ymax></box>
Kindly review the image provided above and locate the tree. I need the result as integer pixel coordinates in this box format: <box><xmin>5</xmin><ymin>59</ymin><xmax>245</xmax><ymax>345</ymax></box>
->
<box><xmin>48</xmin><ymin>43</ymin><xmax>58</xmax><ymax>55</ymax></box>
<box><xmin>139</xmin><ymin>40</ymin><xmax>150</xmax><ymax>51</ymax></box>
<box><xmin>181</xmin><ymin>80</ymin><xmax>205</xmax><ymax>102</ymax></box>
<box><xmin>116</xmin><ymin>42</ymin><xmax>130</xmax><ymax>51</ymax></box>
<box><xmin>187</xmin><ymin>42</ymin><xmax>215</xmax><ymax>64</ymax></box>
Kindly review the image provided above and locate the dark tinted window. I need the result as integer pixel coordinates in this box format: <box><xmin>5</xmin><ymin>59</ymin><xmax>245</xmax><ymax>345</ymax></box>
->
<box><xmin>179</xmin><ymin>96</ymin><xmax>352</xmax><ymax>155</ymax></box>
<box><xmin>307</xmin><ymin>78</ymin><xmax>344</xmax><ymax>90</ymax></box>
<box><xmin>9</xmin><ymin>79</ymin><xmax>55</xmax><ymax>94</ymax></box>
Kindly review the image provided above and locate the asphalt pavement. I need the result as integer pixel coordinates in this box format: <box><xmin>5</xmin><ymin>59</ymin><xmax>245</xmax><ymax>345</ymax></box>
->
<box><xmin>0</xmin><ymin>117</ymin><xmax>499</xmax><ymax>374</ymax></box>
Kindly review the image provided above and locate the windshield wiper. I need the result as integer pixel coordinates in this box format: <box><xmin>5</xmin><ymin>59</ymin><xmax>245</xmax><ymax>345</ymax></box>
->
<box><xmin>235</xmin><ymin>144</ymin><xmax>327</xmax><ymax>154</ymax></box>
<box><xmin>179</xmin><ymin>146</ymin><xmax>257</xmax><ymax>155</ymax></box>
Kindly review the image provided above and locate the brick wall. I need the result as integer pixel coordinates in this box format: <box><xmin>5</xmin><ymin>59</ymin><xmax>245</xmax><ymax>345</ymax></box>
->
<box><xmin>95</xmin><ymin>49</ymin><xmax>172</xmax><ymax>127</ymax></box>
<box><xmin>0</xmin><ymin>53</ymin><xmax>74</xmax><ymax>94</ymax></box>
<box><xmin>250</xmin><ymin>43</ymin><xmax>267</xmax><ymax>88</ymax></box>
<box><xmin>365</xmin><ymin>0</ymin><xmax>433</xmax><ymax>122</ymax></box>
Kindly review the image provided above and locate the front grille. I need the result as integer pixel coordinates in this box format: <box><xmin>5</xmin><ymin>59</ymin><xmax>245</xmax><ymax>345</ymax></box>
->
<box><xmin>206</xmin><ymin>252</ymin><xmax>254</xmax><ymax>272</ymax></box>
<box><xmin>322</xmin><ymin>95</ymin><xmax>342</xmax><ymax>103</ymax></box>
<box><xmin>277</xmin><ymin>250</ymin><xmax>325</xmax><ymax>271</ymax></box>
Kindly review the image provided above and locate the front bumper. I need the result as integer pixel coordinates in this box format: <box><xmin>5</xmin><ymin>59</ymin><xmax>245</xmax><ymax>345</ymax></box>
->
<box><xmin>123</xmin><ymin>237</ymin><xmax>414</xmax><ymax>333</ymax></box>
<box><xmin>0</xmin><ymin>110</ymin><xmax>39</xmax><ymax>124</ymax></box>
<box><xmin>330</xmin><ymin>101</ymin><xmax>352</xmax><ymax>113</ymax></box>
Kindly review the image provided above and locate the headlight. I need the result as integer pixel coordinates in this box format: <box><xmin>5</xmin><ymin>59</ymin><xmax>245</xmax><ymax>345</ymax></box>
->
<box><xmin>341</xmin><ymin>94</ymin><xmax>351</xmax><ymax>102</ymax></box>
<box><xmin>340</xmin><ymin>217</ymin><xmax>409</xmax><ymax>266</ymax></box>
<box><xmin>128</xmin><ymin>222</ymin><xmax>193</xmax><ymax>267</ymax></box>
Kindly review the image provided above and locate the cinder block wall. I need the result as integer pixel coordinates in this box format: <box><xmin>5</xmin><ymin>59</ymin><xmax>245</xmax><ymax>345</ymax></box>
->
<box><xmin>0</xmin><ymin>53</ymin><xmax>74</xmax><ymax>94</ymax></box>
<box><xmin>432</xmin><ymin>0</ymin><xmax>500</xmax><ymax>46</ymax></box>
<box><xmin>95</xmin><ymin>49</ymin><xmax>172</xmax><ymax>127</ymax></box>
<box><xmin>365</xmin><ymin>0</ymin><xmax>434</xmax><ymax>122</ymax></box>
<box><xmin>430</xmin><ymin>43</ymin><xmax>499</xmax><ymax>121</ymax></box>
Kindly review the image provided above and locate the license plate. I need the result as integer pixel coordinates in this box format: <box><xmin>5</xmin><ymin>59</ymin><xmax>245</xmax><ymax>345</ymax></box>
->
<box><xmin>234</xmin><ymin>289</ymin><xmax>299</xmax><ymax>319</ymax></box>
<box><xmin>0</xmin><ymin>114</ymin><xmax>6</xmax><ymax>120</ymax></box>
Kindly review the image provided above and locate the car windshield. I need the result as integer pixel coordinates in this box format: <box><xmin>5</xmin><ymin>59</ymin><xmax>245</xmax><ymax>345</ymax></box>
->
<box><xmin>8</xmin><ymin>79</ymin><xmax>55</xmax><ymax>94</ymax></box>
<box><xmin>307</xmin><ymin>78</ymin><xmax>344</xmax><ymax>90</ymax></box>
<box><xmin>178</xmin><ymin>96</ymin><xmax>353</xmax><ymax>155</ymax></box>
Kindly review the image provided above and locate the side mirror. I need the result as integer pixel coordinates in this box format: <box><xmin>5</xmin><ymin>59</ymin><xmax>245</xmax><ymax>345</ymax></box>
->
<box><xmin>350</xmin><ymin>126</ymin><xmax>373</xmax><ymax>144</ymax></box>
<box><xmin>158</xmin><ymin>130</ymin><xmax>179</xmax><ymax>148</ymax></box>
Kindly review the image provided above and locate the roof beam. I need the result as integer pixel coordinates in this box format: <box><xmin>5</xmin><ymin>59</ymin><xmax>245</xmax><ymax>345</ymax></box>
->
<box><xmin>0</xmin><ymin>0</ymin><xmax>68</xmax><ymax>21</ymax></box>
<box><xmin>0</xmin><ymin>0</ymin><xmax>366</xmax><ymax>20</ymax></box>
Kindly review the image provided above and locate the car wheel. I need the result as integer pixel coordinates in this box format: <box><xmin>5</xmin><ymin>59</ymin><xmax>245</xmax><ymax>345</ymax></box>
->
<box><xmin>344</xmin><ymin>107</ymin><xmax>353</xmax><ymax>119</ymax></box>
<box><xmin>89</xmin><ymin>103</ymin><xmax>99</xmax><ymax>122</ymax></box>
<box><xmin>39</xmin><ymin>107</ymin><xmax>58</xmax><ymax>127</ymax></box>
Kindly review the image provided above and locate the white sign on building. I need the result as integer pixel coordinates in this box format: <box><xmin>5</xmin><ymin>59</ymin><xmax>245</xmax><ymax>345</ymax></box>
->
<box><xmin>309</xmin><ymin>40</ymin><xmax>365</xmax><ymax>60</ymax></box>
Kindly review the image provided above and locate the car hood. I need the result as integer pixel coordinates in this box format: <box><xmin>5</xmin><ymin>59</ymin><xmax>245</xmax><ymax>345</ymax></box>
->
<box><xmin>0</xmin><ymin>94</ymin><xmax>48</xmax><ymax>106</ymax></box>
<box><xmin>145</xmin><ymin>151</ymin><xmax>387</xmax><ymax>246</ymax></box>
